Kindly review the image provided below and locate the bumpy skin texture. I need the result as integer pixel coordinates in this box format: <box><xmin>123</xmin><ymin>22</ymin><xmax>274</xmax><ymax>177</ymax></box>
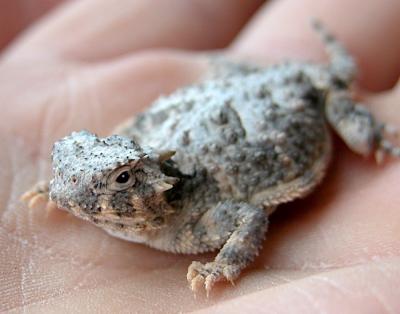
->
<box><xmin>21</xmin><ymin>22</ymin><xmax>400</xmax><ymax>294</ymax></box>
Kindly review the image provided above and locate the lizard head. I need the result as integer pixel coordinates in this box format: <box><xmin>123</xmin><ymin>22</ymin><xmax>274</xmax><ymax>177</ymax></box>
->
<box><xmin>49</xmin><ymin>130</ymin><xmax>178</xmax><ymax>234</ymax></box>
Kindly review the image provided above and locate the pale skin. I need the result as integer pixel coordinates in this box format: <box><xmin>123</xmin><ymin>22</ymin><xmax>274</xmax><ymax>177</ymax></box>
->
<box><xmin>1</xmin><ymin>0</ymin><xmax>400</xmax><ymax>312</ymax></box>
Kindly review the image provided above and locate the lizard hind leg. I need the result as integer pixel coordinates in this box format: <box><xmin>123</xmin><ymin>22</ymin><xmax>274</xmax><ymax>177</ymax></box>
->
<box><xmin>325</xmin><ymin>90</ymin><xmax>400</xmax><ymax>163</ymax></box>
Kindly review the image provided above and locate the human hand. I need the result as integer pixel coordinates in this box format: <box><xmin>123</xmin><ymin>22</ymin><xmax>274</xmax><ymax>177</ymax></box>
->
<box><xmin>1</xmin><ymin>0</ymin><xmax>400</xmax><ymax>312</ymax></box>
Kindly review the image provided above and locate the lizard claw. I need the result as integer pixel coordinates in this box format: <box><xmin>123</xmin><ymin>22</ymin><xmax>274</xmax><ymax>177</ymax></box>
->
<box><xmin>187</xmin><ymin>261</ymin><xmax>239</xmax><ymax>296</ymax></box>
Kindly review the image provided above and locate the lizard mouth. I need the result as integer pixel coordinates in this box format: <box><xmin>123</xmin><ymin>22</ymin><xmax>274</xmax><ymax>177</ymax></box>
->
<box><xmin>89</xmin><ymin>214</ymin><xmax>148</xmax><ymax>231</ymax></box>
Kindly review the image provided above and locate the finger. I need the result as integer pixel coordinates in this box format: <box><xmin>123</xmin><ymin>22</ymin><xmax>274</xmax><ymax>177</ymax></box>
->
<box><xmin>363</xmin><ymin>79</ymin><xmax>400</xmax><ymax>125</ymax></box>
<box><xmin>0</xmin><ymin>0</ymin><xmax>63</xmax><ymax>51</ymax></box>
<box><xmin>196</xmin><ymin>258</ymin><xmax>400</xmax><ymax>313</ymax></box>
<box><xmin>9</xmin><ymin>0</ymin><xmax>264</xmax><ymax>61</ymax></box>
<box><xmin>84</xmin><ymin>51</ymin><xmax>207</xmax><ymax>134</ymax></box>
<box><xmin>0</xmin><ymin>50</ymin><xmax>207</xmax><ymax>157</ymax></box>
<box><xmin>231</xmin><ymin>0</ymin><xmax>400</xmax><ymax>92</ymax></box>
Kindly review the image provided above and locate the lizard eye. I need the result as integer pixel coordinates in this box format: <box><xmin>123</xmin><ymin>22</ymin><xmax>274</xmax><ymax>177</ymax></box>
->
<box><xmin>116</xmin><ymin>171</ymin><xmax>130</xmax><ymax>183</ymax></box>
<box><xmin>108</xmin><ymin>166</ymin><xmax>135</xmax><ymax>191</ymax></box>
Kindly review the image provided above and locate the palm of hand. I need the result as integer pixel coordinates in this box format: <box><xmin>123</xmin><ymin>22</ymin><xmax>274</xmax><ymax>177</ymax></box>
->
<box><xmin>1</xmin><ymin>1</ymin><xmax>400</xmax><ymax>312</ymax></box>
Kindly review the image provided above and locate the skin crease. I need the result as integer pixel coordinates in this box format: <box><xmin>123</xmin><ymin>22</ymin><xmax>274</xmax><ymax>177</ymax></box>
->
<box><xmin>1</xmin><ymin>0</ymin><xmax>400</xmax><ymax>313</ymax></box>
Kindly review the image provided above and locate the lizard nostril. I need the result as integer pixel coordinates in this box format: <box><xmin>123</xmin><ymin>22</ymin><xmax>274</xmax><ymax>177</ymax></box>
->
<box><xmin>152</xmin><ymin>216</ymin><xmax>164</xmax><ymax>225</ymax></box>
<box><xmin>71</xmin><ymin>175</ymin><xmax>78</xmax><ymax>184</ymax></box>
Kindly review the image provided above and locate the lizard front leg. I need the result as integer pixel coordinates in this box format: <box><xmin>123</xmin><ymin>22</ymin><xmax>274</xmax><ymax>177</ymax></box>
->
<box><xmin>177</xmin><ymin>200</ymin><xmax>269</xmax><ymax>294</ymax></box>
<box><xmin>21</xmin><ymin>180</ymin><xmax>57</xmax><ymax>212</ymax></box>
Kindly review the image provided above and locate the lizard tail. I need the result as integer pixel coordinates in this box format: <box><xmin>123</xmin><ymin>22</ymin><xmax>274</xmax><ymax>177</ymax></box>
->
<box><xmin>311</xmin><ymin>19</ymin><xmax>357</xmax><ymax>85</ymax></box>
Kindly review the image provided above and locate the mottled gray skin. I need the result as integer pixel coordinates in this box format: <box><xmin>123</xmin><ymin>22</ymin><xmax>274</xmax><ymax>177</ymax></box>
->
<box><xmin>23</xmin><ymin>22</ymin><xmax>400</xmax><ymax>294</ymax></box>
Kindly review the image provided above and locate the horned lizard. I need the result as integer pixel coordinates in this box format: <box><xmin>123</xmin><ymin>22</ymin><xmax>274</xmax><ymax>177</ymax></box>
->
<box><xmin>22</xmin><ymin>21</ymin><xmax>400</xmax><ymax>295</ymax></box>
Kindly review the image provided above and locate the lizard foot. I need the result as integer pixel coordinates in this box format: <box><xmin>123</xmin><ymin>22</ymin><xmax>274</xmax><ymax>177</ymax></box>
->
<box><xmin>187</xmin><ymin>261</ymin><xmax>240</xmax><ymax>296</ymax></box>
<box><xmin>20</xmin><ymin>181</ymin><xmax>57</xmax><ymax>212</ymax></box>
